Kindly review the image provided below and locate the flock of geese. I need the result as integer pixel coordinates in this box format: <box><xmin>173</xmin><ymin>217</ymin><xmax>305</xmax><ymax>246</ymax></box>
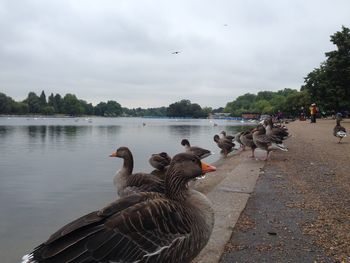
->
<box><xmin>21</xmin><ymin>118</ymin><xmax>346</xmax><ymax>263</ymax></box>
<box><xmin>214</xmin><ymin>118</ymin><xmax>290</xmax><ymax>160</ymax></box>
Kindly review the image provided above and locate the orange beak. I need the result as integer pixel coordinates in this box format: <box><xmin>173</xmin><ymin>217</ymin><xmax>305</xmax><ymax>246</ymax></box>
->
<box><xmin>201</xmin><ymin>162</ymin><xmax>216</xmax><ymax>174</ymax></box>
<box><xmin>109</xmin><ymin>152</ymin><xmax>118</xmax><ymax>157</ymax></box>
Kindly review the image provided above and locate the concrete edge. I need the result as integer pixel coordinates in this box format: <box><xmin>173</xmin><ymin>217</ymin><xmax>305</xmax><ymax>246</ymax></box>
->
<box><xmin>193</xmin><ymin>151</ymin><xmax>265</xmax><ymax>263</ymax></box>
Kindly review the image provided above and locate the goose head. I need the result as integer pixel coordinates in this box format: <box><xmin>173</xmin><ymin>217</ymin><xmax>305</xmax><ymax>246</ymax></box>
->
<box><xmin>181</xmin><ymin>139</ymin><xmax>191</xmax><ymax>147</ymax></box>
<box><xmin>159</xmin><ymin>152</ymin><xmax>171</xmax><ymax>159</ymax></box>
<box><xmin>220</xmin><ymin>131</ymin><xmax>227</xmax><ymax>136</ymax></box>
<box><xmin>109</xmin><ymin>146</ymin><xmax>134</xmax><ymax>176</ymax></box>
<box><xmin>266</xmin><ymin>118</ymin><xmax>273</xmax><ymax>127</ymax></box>
<box><xmin>213</xmin><ymin>134</ymin><xmax>220</xmax><ymax>142</ymax></box>
<box><xmin>165</xmin><ymin>153</ymin><xmax>216</xmax><ymax>200</ymax></box>
<box><xmin>149</xmin><ymin>152</ymin><xmax>172</xmax><ymax>170</ymax></box>
<box><xmin>109</xmin><ymin>146</ymin><xmax>132</xmax><ymax>159</ymax></box>
<box><xmin>150</xmin><ymin>152</ymin><xmax>171</xmax><ymax>160</ymax></box>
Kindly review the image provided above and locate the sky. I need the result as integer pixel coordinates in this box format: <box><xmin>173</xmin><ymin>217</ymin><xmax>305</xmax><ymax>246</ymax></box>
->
<box><xmin>0</xmin><ymin>0</ymin><xmax>349</xmax><ymax>108</ymax></box>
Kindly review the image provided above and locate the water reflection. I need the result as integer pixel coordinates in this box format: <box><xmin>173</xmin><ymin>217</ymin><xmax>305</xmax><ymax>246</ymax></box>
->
<box><xmin>167</xmin><ymin>125</ymin><xmax>201</xmax><ymax>137</ymax></box>
<box><xmin>0</xmin><ymin>126</ymin><xmax>13</xmax><ymax>139</ymax></box>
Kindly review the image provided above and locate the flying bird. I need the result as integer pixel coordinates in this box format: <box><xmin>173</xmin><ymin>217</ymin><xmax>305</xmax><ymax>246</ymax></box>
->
<box><xmin>172</xmin><ymin>51</ymin><xmax>180</xmax><ymax>54</ymax></box>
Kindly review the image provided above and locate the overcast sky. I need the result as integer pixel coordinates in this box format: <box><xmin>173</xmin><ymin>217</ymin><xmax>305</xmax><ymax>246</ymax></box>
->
<box><xmin>0</xmin><ymin>0</ymin><xmax>349</xmax><ymax>108</ymax></box>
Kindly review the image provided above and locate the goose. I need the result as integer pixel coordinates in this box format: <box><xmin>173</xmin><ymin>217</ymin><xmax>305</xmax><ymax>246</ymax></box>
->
<box><xmin>214</xmin><ymin>134</ymin><xmax>235</xmax><ymax>157</ymax></box>
<box><xmin>220</xmin><ymin>131</ymin><xmax>235</xmax><ymax>141</ymax></box>
<box><xmin>264</xmin><ymin>118</ymin><xmax>290</xmax><ymax>140</ymax></box>
<box><xmin>110</xmin><ymin>146</ymin><xmax>165</xmax><ymax>197</ymax></box>
<box><xmin>252</xmin><ymin>125</ymin><xmax>288</xmax><ymax>160</ymax></box>
<box><xmin>240</xmin><ymin>130</ymin><xmax>256</xmax><ymax>157</ymax></box>
<box><xmin>181</xmin><ymin>139</ymin><xmax>212</xmax><ymax>159</ymax></box>
<box><xmin>234</xmin><ymin>131</ymin><xmax>244</xmax><ymax>149</ymax></box>
<box><xmin>333</xmin><ymin>119</ymin><xmax>347</xmax><ymax>143</ymax></box>
<box><xmin>22</xmin><ymin>153</ymin><xmax>216</xmax><ymax>263</ymax></box>
<box><xmin>149</xmin><ymin>152</ymin><xmax>171</xmax><ymax>171</ymax></box>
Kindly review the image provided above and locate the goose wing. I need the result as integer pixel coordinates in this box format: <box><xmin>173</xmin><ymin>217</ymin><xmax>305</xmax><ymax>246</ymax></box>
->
<box><xmin>126</xmin><ymin>173</ymin><xmax>165</xmax><ymax>193</ymax></box>
<box><xmin>217</xmin><ymin>139</ymin><xmax>234</xmax><ymax>150</ymax></box>
<box><xmin>267</xmin><ymin>134</ymin><xmax>283</xmax><ymax>144</ymax></box>
<box><xmin>240</xmin><ymin>133</ymin><xmax>255</xmax><ymax>147</ymax></box>
<box><xmin>189</xmin><ymin>146</ymin><xmax>211</xmax><ymax>159</ymax></box>
<box><xmin>272</xmin><ymin>128</ymin><xmax>289</xmax><ymax>139</ymax></box>
<box><xmin>255</xmin><ymin>134</ymin><xmax>272</xmax><ymax>144</ymax></box>
<box><xmin>234</xmin><ymin>132</ymin><xmax>242</xmax><ymax>143</ymax></box>
<box><xmin>334</xmin><ymin>125</ymin><xmax>347</xmax><ymax>136</ymax></box>
<box><xmin>29</xmin><ymin>193</ymin><xmax>192</xmax><ymax>263</ymax></box>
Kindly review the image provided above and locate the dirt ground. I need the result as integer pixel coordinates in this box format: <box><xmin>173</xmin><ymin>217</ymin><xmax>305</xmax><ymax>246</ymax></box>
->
<box><xmin>220</xmin><ymin>119</ymin><xmax>350</xmax><ymax>263</ymax></box>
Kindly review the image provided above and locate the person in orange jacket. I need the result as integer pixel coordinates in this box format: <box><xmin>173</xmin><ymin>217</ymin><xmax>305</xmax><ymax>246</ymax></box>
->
<box><xmin>309</xmin><ymin>103</ymin><xmax>317</xmax><ymax>123</ymax></box>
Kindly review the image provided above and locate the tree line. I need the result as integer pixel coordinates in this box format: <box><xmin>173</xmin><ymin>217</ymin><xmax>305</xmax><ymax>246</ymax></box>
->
<box><xmin>0</xmin><ymin>92</ymin><xmax>212</xmax><ymax>118</ymax></box>
<box><xmin>0</xmin><ymin>91</ymin><xmax>123</xmax><ymax>117</ymax></box>
<box><xmin>224</xmin><ymin>89</ymin><xmax>311</xmax><ymax>117</ymax></box>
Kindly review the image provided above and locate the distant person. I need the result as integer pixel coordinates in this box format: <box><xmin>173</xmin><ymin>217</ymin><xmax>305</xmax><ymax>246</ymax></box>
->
<box><xmin>331</xmin><ymin>109</ymin><xmax>336</xmax><ymax>119</ymax></box>
<box><xmin>309</xmin><ymin>103</ymin><xmax>317</xmax><ymax>123</ymax></box>
<box><xmin>299</xmin><ymin>107</ymin><xmax>306</xmax><ymax>121</ymax></box>
<box><xmin>277</xmin><ymin>110</ymin><xmax>283</xmax><ymax>122</ymax></box>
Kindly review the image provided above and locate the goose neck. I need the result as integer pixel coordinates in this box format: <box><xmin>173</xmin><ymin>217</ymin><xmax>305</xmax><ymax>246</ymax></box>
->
<box><xmin>121</xmin><ymin>152</ymin><xmax>134</xmax><ymax>176</ymax></box>
<box><xmin>165</xmin><ymin>169</ymin><xmax>189</xmax><ymax>201</ymax></box>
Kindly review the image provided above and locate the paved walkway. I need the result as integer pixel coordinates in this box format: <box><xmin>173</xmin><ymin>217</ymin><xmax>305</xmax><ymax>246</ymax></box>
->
<box><xmin>193</xmin><ymin>150</ymin><xmax>265</xmax><ymax>263</ymax></box>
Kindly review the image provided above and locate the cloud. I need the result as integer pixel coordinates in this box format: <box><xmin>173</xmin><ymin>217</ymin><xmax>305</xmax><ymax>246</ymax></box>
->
<box><xmin>0</xmin><ymin>0</ymin><xmax>349</xmax><ymax>108</ymax></box>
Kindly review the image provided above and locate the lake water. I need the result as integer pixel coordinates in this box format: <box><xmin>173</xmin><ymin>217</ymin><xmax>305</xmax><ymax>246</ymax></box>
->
<box><xmin>0</xmin><ymin>116</ymin><xmax>254</xmax><ymax>263</ymax></box>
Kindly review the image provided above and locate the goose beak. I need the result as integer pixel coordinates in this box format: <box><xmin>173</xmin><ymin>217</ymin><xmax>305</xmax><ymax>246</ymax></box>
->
<box><xmin>109</xmin><ymin>152</ymin><xmax>118</xmax><ymax>157</ymax></box>
<box><xmin>201</xmin><ymin>162</ymin><xmax>216</xmax><ymax>174</ymax></box>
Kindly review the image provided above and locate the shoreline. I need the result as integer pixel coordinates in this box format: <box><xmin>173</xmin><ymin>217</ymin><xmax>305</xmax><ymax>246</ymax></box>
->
<box><xmin>193</xmin><ymin>147</ymin><xmax>268</xmax><ymax>262</ymax></box>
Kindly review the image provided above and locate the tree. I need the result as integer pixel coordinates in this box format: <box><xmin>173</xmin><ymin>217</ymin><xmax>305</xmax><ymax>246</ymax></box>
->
<box><xmin>105</xmin><ymin>100</ymin><xmax>122</xmax><ymax>116</ymax></box>
<box><xmin>94</xmin><ymin>102</ymin><xmax>107</xmax><ymax>116</ymax></box>
<box><xmin>256</xmin><ymin>91</ymin><xmax>274</xmax><ymax>101</ymax></box>
<box><xmin>202</xmin><ymin>106</ymin><xmax>212</xmax><ymax>116</ymax></box>
<box><xmin>212</xmin><ymin>107</ymin><xmax>224</xmax><ymax>113</ymax></box>
<box><xmin>48</xmin><ymin>93</ymin><xmax>57</xmax><ymax>113</ymax></box>
<box><xmin>0</xmin><ymin>93</ymin><xmax>13</xmax><ymax>114</ymax></box>
<box><xmin>224</xmin><ymin>93</ymin><xmax>257</xmax><ymax>116</ymax></box>
<box><xmin>12</xmin><ymin>101</ymin><xmax>29</xmax><ymax>114</ymax></box>
<box><xmin>302</xmin><ymin>26</ymin><xmax>350</xmax><ymax>111</ymax></box>
<box><xmin>26</xmin><ymin>92</ymin><xmax>41</xmax><ymax>113</ymax></box>
<box><xmin>62</xmin><ymin>94</ymin><xmax>83</xmax><ymax>116</ymax></box>
<box><xmin>166</xmin><ymin>99</ymin><xmax>207</xmax><ymax>118</ymax></box>
<box><xmin>79</xmin><ymin>100</ymin><xmax>94</xmax><ymax>115</ymax></box>
<box><xmin>54</xmin><ymin>94</ymin><xmax>63</xmax><ymax>113</ymax></box>
<box><xmin>191</xmin><ymin>103</ymin><xmax>206</xmax><ymax>118</ymax></box>
<box><xmin>39</xmin><ymin>90</ymin><xmax>47</xmax><ymax>106</ymax></box>
<box><xmin>284</xmin><ymin>90</ymin><xmax>311</xmax><ymax>116</ymax></box>
<box><xmin>252</xmin><ymin>100</ymin><xmax>272</xmax><ymax>114</ymax></box>
<box><xmin>41</xmin><ymin>106</ymin><xmax>55</xmax><ymax>115</ymax></box>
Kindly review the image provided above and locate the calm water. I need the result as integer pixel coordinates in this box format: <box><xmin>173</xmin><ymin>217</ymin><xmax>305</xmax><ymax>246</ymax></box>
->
<box><xmin>0</xmin><ymin>117</ymin><xmax>253</xmax><ymax>263</ymax></box>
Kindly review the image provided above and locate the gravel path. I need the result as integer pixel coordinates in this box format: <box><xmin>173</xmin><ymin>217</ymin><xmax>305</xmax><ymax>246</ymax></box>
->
<box><xmin>220</xmin><ymin>119</ymin><xmax>350</xmax><ymax>263</ymax></box>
